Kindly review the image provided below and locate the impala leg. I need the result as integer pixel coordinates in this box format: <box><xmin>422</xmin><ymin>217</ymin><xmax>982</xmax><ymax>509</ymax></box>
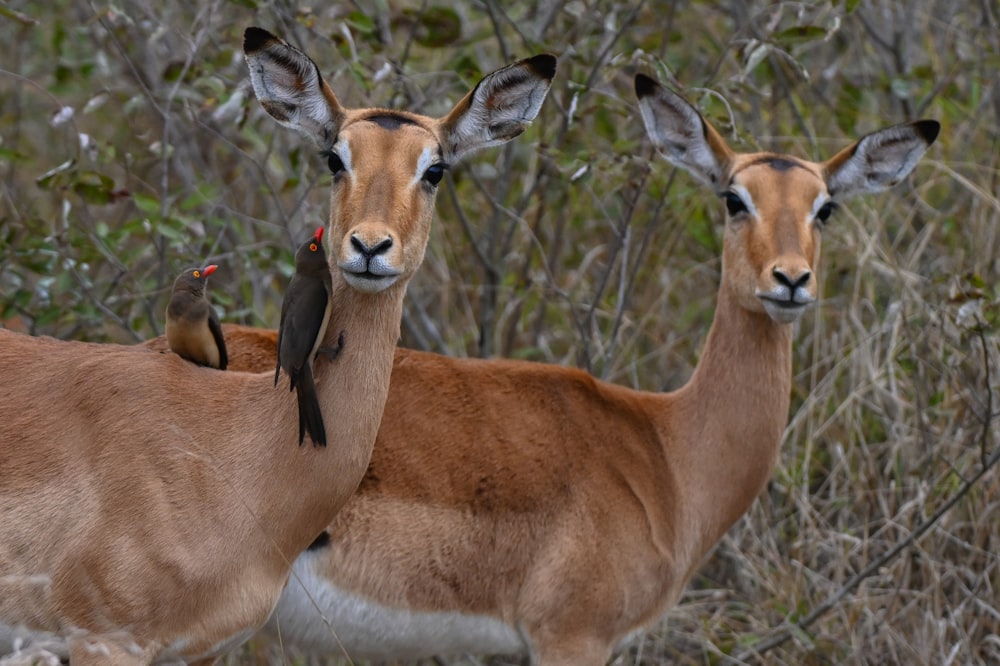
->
<box><xmin>528</xmin><ymin>613</ymin><xmax>611</xmax><ymax>665</ymax></box>
<box><xmin>68</xmin><ymin>634</ymin><xmax>150</xmax><ymax>666</ymax></box>
<box><xmin>531</xmin><ymin>636</ymin><xmax>611</xmax><ymax>666</ymax></box>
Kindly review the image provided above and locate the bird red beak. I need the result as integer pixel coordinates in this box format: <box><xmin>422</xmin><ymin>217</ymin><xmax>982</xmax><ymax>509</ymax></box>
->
<box><xmin>313</xmin><ymin>227</ymin><xmax>324</xmax><ymax>242</ymax></box>
<box><xmin>202</xmin><ymin>265</ymin><xmax>218</xmax><ymax>277</ymax></box>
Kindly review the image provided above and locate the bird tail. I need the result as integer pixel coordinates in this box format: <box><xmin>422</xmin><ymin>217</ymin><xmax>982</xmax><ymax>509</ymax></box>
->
<box><xmin>295</xmin><ymin>366</ymin><xmax>327</xmax><ymax>447</ymax></box>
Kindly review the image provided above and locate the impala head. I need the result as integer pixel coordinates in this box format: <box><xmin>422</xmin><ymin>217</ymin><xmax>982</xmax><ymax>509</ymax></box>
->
<box><xmin>244</xmin><ymin>27</ymin><xmax>557</xmax><ymax>294</ymax></box>
<box><xmin>635</xmin><ymin>74</ymin><xmax>939</xmax><ymax>324</ymax></box>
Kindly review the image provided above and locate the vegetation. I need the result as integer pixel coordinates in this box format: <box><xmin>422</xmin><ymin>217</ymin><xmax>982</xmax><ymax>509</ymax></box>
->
<box><xmin>1</xmin><ymin>0</ymin><xmax>997</xmax><ymax>664</ymax></box>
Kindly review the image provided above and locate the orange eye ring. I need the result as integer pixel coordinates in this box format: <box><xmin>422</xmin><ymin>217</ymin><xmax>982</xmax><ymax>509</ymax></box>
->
<box><xmin>309</xmin><ymin>243</ymin><xmax>318</xmax><ymax>252</ymax></box>
<box><xmin>192</xmin><ymin>270</ymin><xmax>201</xmax><ymax>278</ymax></box>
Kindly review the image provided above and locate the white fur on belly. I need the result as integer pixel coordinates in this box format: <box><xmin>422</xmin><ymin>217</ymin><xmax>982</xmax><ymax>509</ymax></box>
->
<box><xmin>263</xmin><ymin>555</ymin><xmax>526</xmax><ymax>661</ymax></box>
<box><xmin>0</xmin><ymin>624</ymin><xmax>68</xmax><ymax>664</ymax></box>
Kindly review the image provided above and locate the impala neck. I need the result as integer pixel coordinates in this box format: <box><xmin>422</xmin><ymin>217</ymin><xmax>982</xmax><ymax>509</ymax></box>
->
<box><xmin>672</xmin><ymin>283</ymin><xmax>793</xmax><ymax>558</ymax></box>
<box><xmin>246</xmin><ymin>271</ymin><xmax>405</xmax><ymax>556</ymax></box>
<box><xmin>307</xmin><ymin>272</ymin><xmax>406</xmax><ymax>468</ymax></box>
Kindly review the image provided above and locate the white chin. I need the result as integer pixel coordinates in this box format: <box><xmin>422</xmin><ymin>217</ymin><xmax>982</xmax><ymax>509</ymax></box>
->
<box><xmin>762</xmin><ymin>300</ymin><xmax>808</xmax><ymax>324</ymax></box>
<box><xmin>342</xmin><ymin>272</ymin><xmax>399</xmax><ymax>293</ymax></box>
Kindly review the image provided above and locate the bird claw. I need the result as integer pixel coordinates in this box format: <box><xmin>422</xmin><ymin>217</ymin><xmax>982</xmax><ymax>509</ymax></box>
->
<box><xmin>318</xmin><ymin>330</ymin><xmax>346</xmax><ymax>362</ymax></box>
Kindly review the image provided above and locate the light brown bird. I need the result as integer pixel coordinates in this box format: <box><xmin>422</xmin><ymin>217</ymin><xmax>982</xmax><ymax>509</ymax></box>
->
<box><xmin>165</xmin><ymin>264</ymin><xmax>228</xmax><ymax>370</ymax></box>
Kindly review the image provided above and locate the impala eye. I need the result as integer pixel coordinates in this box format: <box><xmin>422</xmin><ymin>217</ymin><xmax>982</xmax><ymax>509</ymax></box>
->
<box><xmin>324</xmin><ymin>150</ymin><xmax>345</xmax><ymax>176</ymax></box>
<box><xmin>422</xmin><ymin>163</ymin><xmax>448</xmax><ymax>187</ymax></box>
<box><xmin>815</xmin><ymin>201</ymin><xmax>838</xmax><ymax>224</ymax></box>
<box><xmin>722</xmin><ymin>191</ymin><xmax>748</xmax><ymax>217</ymax></box>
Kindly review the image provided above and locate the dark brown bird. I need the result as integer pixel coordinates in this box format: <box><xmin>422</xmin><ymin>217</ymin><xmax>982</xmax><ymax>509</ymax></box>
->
<box><xmin>275</xmin><ymin>226</ymin><xmax>336</xmax><ymax>447</ymax></box>
<box><xmin>165</xmin><ymin>264</ymin><xmax>228</xmax><ymax>370</ymax></box>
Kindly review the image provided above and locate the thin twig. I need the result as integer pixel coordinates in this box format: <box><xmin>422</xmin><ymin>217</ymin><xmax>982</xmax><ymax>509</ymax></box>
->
<box><xmin>976</xmin><ymin>323</ymin><xmax>994</xmax><ymax>467</ymax></box>
<box><xmin>444</xmin><ymin>177</ymin><xmax>498</xmax><ymax>283</ymax></box>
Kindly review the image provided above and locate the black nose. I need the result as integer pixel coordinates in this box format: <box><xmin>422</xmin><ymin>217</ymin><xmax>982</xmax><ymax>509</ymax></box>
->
<box><xmin>350</xmin><ymin>235</ymin><xmax>393</xmax><ymax>258</ymax></box>
<box><xmin>773</xmin><ymin>267</ymin><xmax>811</xmax><ymax>290</ymax></box>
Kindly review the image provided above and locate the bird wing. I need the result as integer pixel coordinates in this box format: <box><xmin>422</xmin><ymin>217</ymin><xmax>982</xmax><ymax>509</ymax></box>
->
<box><xmin>207</xmin><ymin>310</ymin><xmax>229</xmax><ymax>370</ymax></box>
<box><xmin>278</xmin><ymin>275</ymin><xmax>331</xmax><ymax>383</ymax></box>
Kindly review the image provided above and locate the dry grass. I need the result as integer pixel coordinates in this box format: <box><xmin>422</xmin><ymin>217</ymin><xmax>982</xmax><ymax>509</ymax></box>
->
<box><xmin>1</xmin><ymin>0</ymin><xmax>998</xmax><ymax>664</ymax></box>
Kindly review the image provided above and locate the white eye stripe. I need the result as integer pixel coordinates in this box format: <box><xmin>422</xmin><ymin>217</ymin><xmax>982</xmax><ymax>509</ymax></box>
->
<box><xmin>809</xmin><ymin>192</ymin><xmax>830</xmax><ymax>223</ymax></box>
<box><xmin>339</xmin><ymin>142</ymin><xmax>353</xmax><ymax>173</ymax></box>
<box><xmin>730</xmin><ymin>184</ymin><xmax>759</xmax><ymax>218</ymax></box>
<box><xmin>412</xmin><ymin>147</ymin><xmax>436</xmax><ymax>185</ymax></box>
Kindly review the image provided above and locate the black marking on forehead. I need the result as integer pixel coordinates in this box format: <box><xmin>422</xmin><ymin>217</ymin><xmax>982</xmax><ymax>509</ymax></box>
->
<box><xmin>364</xmin><ymin>113</ymin><xmax>418</xmax><ymax>130</ymax></box>
<box><xmin>348</xmin><ymin>112</ymin><xmax>444</xmax><ymax>161</ymax></box>
<box><xmin>743</xmin><ymin>155</ymin><xmax>807</xmax><ymax>172</ymax></box>
<box><xmin>730</xmin><ymin>154</ymin><xmax>822</xmax><ymax>184</ymax></box>
<box><xmin>761</xmin><ymin>156</ymin><xmax>802</xmax><ymax>172</ymax></box>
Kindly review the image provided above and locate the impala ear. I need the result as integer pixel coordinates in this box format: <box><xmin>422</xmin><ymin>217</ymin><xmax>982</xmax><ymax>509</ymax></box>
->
<box><xmin>439</xmin><ymin>54</ymin><xmax>557</xmax><ymax>162</ymax></box>
<box><xmin>634</xmin><ymin>74</ymin><xmax>734</xmax><ymax>188</ymax></box>
<box><xmin>824</xmin><ymin>120</ymin><xmax>940</xmax><ymax>198</ymax></box>
<box><xmin>243</xmin><ymin>27</ymin><xmax>347</xmax><ymax>147</ymax></box>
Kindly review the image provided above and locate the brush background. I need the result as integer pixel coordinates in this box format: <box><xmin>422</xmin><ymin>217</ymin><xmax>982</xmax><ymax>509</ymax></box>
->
<box><xmin>1</xmin><ymin>1</ymin><xmax>998</xmax><ymax>664</ymax></box>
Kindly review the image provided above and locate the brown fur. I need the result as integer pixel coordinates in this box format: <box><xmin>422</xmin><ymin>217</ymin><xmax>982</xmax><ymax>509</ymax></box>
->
<box><xmin>147</xmin><ymin>326</ymin><xmax>277</xmax><ymax>371</ymax></box>
<box><xmin>0</xmin><ymin>27</ymin><xmax>555</xmax><ymax>665</ymax></box>
<box><xmin>150</xmin><ymin>78</ymin><xmax>937</xmax><ymax>665</ymax></box>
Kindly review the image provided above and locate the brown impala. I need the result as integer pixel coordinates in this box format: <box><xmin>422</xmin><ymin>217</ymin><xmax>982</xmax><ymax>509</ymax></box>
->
<box><xmin>0</xmin><ymin>27</ymin><xmax>555</xmax><ymax>666</ymax></box>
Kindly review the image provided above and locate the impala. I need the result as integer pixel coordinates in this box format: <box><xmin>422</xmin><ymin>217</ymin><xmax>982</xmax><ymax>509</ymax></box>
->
<box><xmin>0</xmin><ymin>27</ymin><xmax>555</xmax><ymax>665</ymax></box>
<box><xmin>146</xmin><ymin>76</ymin><xmax>938</xmax><ymax>664</ymax></box>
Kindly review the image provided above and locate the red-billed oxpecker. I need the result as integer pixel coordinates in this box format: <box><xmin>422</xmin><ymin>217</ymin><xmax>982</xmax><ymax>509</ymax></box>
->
<box><xmin>275</xmin><ymin>227</ymin><xmax>341</xmax><ymax>447</ymax></box>
<box><xmin>165</xmin><ymin>264</ymin><xmax>228</xmax><ymax>370</ymax></box>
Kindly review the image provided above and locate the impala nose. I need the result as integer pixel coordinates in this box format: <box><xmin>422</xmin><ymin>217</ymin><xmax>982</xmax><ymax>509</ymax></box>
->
<box><xmin>350</xmin><ymin>235</ymin><xmax>393</xmax><ymax>259</ymax></box>
<box><xmin>772</xmin><ymin>267</ymin><xmax>811</xmax><ymax>292</ymax></box>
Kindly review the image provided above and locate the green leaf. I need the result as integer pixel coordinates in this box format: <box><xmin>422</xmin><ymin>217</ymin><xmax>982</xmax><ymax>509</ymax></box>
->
<box><xmin>162</xmin><ymin>61</ymin><xmax>186</xmax><ymax>83</ymax></box>
<box><xmin>345</xmin><ymin>11</ymin><xmax>375</xmax><ymax>35</ymax></box>
<box><xmin>774</xmin><ymin>26</ymin><xmax>828</xmax><ymax>48</ymax></box>
<box><xmin>36</xmin><ymin>159</ymin><xmax>75</xmax><ymax>190</ymax></box>
<box><xmin>34</xmin><ymin>307</ymin><xmax>62</xmax><ymax>327</ymax></box>
<box><xmin>0</xmin><ymin>5</ymin><xmax>39</xmax><ymax>25</ymax></box>
<box><xmin>156</xmin><ymin>221</ymin><xmax>185</xmax><ymax>242</ymax></box>
<box><xmin>965</xmin><ymin>272</ymin><xmax>986</xmax><ymax>289</ymax></box>
<box><xmin>72</xmin><ymin>171</ymin><xmax>116</xmax><ymax>205</ymax></box>
<box><xmin>448</xmin><ymin>54</ymin><xmax>482</xmax><ymax>84</ymax></box>
<box><xmin>0</xmin><ymin>146</ymin><xmax>26</xmax><ymax>162</ymax></box>
<box><xmin>415</xmin><ymin>7</ymin><xmax>462</xmax><ymax>48</ymax></box>
<box><xmin>835</xmin><ymin>83</ymin><xmax>863</xmax><ymax>134</ymax></box>
<box><xmin>133</xmin><ymin>193</ymin><xmax>161</xmax><ymax>216</ymax></box>
<box><xmin>180</xmin><ymin>185</ymin><xmax>219</xmax><ymax>211</ymax></box>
